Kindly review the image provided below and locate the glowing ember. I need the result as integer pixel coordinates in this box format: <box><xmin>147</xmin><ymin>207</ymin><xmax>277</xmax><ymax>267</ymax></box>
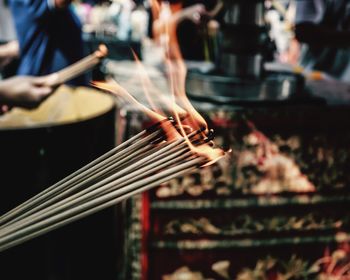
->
<box><xmin>158</xmin><ymin>1</ymin><xmax>222</xmax><ymax>162</ymax></box>
<box><xmin>93</xmin><ymin>73</ymin><xmax>224</xmax><ymax>162</ymax></box>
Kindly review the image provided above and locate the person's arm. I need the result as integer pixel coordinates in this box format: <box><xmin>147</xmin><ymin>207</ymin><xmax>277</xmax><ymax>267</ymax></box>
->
<box><xmin>295</xmin><ymin>22</ymin><xmax>350</xmax><ymax>48</ymax></box>
<box><xmin>153</xmin><ymin>3</ymin><xmax>207</xmax><ymax>40</ymax></box>
<box><xmin>52</xmin><ymin>0</ymin><xmax>72</xmax><ymax>9</ymax></box>
<box><xmin>0</xmin><ymin>76</ymin><xmax>54</xmax><ymax>109</ymax></box>
<box><xmin>0</xmin><ymin>41</ymin><xmax>19</xmax><ymax>68</ymax></box>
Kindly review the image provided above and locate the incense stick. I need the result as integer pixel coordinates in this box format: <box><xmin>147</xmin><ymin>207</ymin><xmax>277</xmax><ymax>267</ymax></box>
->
<box><xmin>0</xmin><ymin>165</ymin><xmax>198</xmax><ymax>253</ymax></box>
<box><xmin>0</xmin><ymin>148</ymin><xmax>193</xmax><ymax>237</ymax></box>
<box><xmin>42</xmin><ymin>44</ymin><xmax>108</xmax><ymax>87</ymax></box>
<box><xmin>0</xmin><ymin>127</ymin><xmax>201</xmax><ymax>229</ymax></box>
<box><xmin>0</xmin><ymin>122</ymin><xmax>166</xmax><ymax>227</ymax></box>
<box><xmin>0</xmin><ymin>118</ymin><xmax>217</xmax><ymax>252</ymax></box>
<box><xmin>0</xmin><ymin>157</ymin><xmax>203</xmax><ymax>244</ymax></box>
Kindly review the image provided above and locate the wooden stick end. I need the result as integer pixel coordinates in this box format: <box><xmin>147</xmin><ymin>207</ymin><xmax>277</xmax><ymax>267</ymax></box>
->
<box><xmin>95</xmin><ymin>44</ymin><xmax>108</xmax><ymax>58</ymax></box>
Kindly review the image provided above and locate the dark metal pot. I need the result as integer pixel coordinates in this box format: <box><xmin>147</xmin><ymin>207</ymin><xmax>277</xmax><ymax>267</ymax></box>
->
<box><xmin>0</xmin><ymin>87</ymin><xmax>119</xmax><ymax>280</ymax></box>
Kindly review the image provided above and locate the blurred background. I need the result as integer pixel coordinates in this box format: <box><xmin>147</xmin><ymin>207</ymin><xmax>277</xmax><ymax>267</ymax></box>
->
<box><xmin>1</xmin><ymin>0</ymin><xmax>350</xmax><ymax>279</ymax></box>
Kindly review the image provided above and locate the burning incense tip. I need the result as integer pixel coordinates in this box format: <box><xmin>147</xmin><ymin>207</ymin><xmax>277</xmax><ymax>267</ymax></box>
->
<box><xmin>198</xmin><ymin>127</ymin><xmax>207</xmax><ymax>133</ymax></box>
<box><xmin>206</xmin><ymin>129</ymin><xmax>215</xmax><ymax>141</ymax></box>
<box><xmin>146</xmin><ymin>118</ymin><xmax>173</xmax><ymax>133</ymax></box>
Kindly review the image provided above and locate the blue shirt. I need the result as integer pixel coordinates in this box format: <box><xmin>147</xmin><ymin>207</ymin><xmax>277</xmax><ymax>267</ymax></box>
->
<box><xmin>9</xmin><ymin>0</ymin><xmax>87</xmax><ymax>85</ymax></box>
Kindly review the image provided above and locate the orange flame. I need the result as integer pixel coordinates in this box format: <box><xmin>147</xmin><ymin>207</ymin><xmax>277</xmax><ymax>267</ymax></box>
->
<box><xmin>93</xmin><ymin>80</ymin><xmax>182</xmax><ymax>141</ymax></box>
<box><xmin>131</xmin><ymin>49</ymin><xmax>166</xmax><ymax>117</ymax></box>
<box><xmin>156</xmin><ymin>2</ymin><xmax>208</xmax><ymax>132</ymax></box>
<box><xmin>93</xmin><ymin>75</ymin><xmax>223</xmax><ymax>162</ymax></box>
<box><xmin>93</xmin><ymin>1</ymin><xmax>226</xmax><ymax>164</ymax></box>
<box><xmin>92</xmin><ymin>80</ymin><xmax>166</xmax><ymax>123</ymax></box>
<box><xmin>157</xmin><ymin>2</ymin><xmax>225</xmax><ymax>163</ymax></box>
<box><xmin>149</xmin><ymin>0</ymin><xmax>161</xmax><ymax>21</ymax></box>
<box><xmin>130</xmin><ymin>49</ymin><xmax>188</xmax><ymax>120</ymax></box>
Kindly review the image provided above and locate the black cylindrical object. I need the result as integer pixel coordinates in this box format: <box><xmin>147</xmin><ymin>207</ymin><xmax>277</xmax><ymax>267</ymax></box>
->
<box><xmin>219</xmin><ymin>0</ymin><xmax>268</xmax><ymax>78</ymax></box>
<box><xmin>223</xmin><ymin>0</ymin><xmax>265</xmax><ymax>26</ymax></box>
<box><xmin>0</xmin><ymin>90</ymin><xmax>118</xmax><ymax>280</ymax></box>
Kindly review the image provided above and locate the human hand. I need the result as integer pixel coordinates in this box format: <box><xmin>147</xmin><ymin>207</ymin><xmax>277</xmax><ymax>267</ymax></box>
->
<box><xmin>0</xmin><ymin>76</ymin><xmax>55</xmax><ymax>109</ymax></box>
<box><xmin>279</xmin><ymin>38</ymin><xmax>301</xmax><ymax>65</ymax></box>
<box><xmin>180</xmin><ymin>4</ymin><xmax>207</xmax><ymax>24</ymax></box>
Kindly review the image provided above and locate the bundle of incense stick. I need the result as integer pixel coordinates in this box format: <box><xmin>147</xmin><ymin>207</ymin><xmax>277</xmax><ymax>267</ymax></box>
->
<box><xmin>0</xmin><ymin>118</ymin><xmax>220</xmax><ymax>252</ymax></box>
<box><xmin>43</xmin><ymin>44</ymin><xmax>108</xmax><ymax>86</ymax></box>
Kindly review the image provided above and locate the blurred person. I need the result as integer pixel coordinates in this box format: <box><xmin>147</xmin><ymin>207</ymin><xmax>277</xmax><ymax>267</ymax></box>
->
<box><xmin>150</xmin><ymin>0</ymin><xmax>221</xmax><ymax>60</ymax></box>
<box><xmin>8</xmin><ymin>0</ymin><xmax>88</xmax><ymax>85</ymax></box>
<box><xmin>0</xmin><ymin>76</ymin><xmax>54</xmax><ymax>109</ymax></box>
<box><xmin>294</xmin><ymin>0</ymin><xmax>350</xmax><ymax>81</ymax></box>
